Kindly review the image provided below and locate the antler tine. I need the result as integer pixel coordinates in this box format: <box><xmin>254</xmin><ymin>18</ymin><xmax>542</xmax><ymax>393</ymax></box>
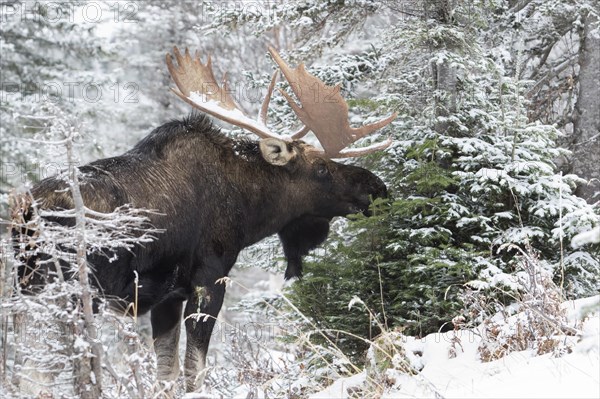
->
<box><xmin>259</xmin><ymin>69</ymin><xmax>310</xmax><ymax>139</ymax></box>
<box><xmin>291</xmin><ymin>125</ymin><xmax>310</xmax><ymax>140</ymax></box>
<box><xmin>259</xmin><ymin>70</ymin><xmax>310</xmax><ymax>140</ymax></box>
<box><xmin>268</xmin><ymin>46</ymin><xmax>396</xmax><ymax>158</ymax></box>
<box><xmin>167</xmin><ymin>46</ymin><xmax>281</xmax><ymax>140</ymax></box>
<box><xmin>259</xmin><ymin>70</ymin><xmax>278</xmax><ymax>125</ymax></box>
<box><xmin>335</xmin><ymin>137</ymin><xmax>393</xmax><ymax>158</ymax></box>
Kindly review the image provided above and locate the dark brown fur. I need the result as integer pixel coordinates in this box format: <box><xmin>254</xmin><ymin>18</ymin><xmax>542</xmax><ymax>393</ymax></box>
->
<box><xmin>14</xmin><ymin>112</ymin><xmax>388</xmax><ymax>390</ymax></box>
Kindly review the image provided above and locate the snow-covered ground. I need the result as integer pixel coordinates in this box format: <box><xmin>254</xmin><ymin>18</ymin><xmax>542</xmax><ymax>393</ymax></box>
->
<box><xmin>311</xmin><ymin>296</ymin><xmax>599</xmax><ymax>399</ymax></box>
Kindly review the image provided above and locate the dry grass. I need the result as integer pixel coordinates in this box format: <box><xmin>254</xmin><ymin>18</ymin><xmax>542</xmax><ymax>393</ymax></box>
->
<box><xmin>475</xmin><ymin>244</ymin><xmax>578</xmax><ymax>362</ymax></box>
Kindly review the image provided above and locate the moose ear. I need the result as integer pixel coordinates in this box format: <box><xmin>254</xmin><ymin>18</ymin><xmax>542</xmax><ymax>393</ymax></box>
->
<box><xmin>259</xmin><ymin>138</ymin><xmax>296</xmax><ymax>166</ymax></box>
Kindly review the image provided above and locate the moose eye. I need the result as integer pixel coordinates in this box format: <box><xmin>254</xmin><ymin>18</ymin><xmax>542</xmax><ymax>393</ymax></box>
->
<box><xmin>316</xmin><ymin>163</ymin><xmax>329</xmax><ymax>177</ymax></box>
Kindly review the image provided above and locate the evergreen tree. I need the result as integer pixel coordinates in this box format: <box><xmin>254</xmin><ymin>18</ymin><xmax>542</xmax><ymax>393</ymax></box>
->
<box><xmin>283</xmin><ymin>0</ymin><xmax>599</xmax><ymax>358</ymax></box>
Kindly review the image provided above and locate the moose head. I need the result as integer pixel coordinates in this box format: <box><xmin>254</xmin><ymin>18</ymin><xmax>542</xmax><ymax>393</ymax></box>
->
<box><xmin>166</xmin><ymin>47</ymin><xmax>396</xmax><ymax>280</ymax></box>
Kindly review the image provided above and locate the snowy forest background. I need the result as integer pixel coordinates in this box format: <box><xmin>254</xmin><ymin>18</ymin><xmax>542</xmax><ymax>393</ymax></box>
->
<box><xmin>0</xmin><ymin>1</ymin><xmax>599</xmax><ymax>398</ymax></box>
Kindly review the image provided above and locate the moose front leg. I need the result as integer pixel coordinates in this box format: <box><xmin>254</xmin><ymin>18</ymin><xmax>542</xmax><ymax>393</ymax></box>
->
<box><xmin>183</xmin><ymin>282</ymin><xmax>225</xmax><ymax>392</ymax></box>
<box><xmin>151</xmin><ymin>298</ymin><xmax>183</xmax><ymax>382</ymax></box>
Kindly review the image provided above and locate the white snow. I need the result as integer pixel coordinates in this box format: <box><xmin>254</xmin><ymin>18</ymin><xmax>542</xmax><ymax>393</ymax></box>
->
<box><xmin>309</xmin><ymin>371</ymin><xmax>367</xmax><ymax>399</ymax></box>
<box><xmin>309</xmin><ymin>296</ymin><xmax>600</xmax><ymax>399</ymax></box>
<box><xmin>572</xmin><ymin>227</ymin><xmax>600</xmax><ymax>247</ymax></box>
<box><xmin>187</xmin><ymin>92</ymin><xmax>291</xmax><ymax>140</ymax></box>
<box><xmin>390</xmin><ymin>347</ymin><xmax>599</xmax><ymax>398</ymax></box>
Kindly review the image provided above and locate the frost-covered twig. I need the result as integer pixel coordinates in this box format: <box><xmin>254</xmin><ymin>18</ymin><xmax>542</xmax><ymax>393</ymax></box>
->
<box><xmin>4</xmin><ymin>103</ymin><xmax>164</xmax><ymax>398</ymax></box>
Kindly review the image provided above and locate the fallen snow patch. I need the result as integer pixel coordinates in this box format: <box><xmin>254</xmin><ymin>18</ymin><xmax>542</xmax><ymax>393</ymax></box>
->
<box><xmin>309</xmin><ymin>296</ymin><xmax>600</xmax><ymax>399</ymax></box>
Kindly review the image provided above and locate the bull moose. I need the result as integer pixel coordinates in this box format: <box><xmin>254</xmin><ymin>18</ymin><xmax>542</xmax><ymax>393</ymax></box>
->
<box><xmin>14</xmin><ymin>47</ymin><xmax>396</xmax><ymax>392</ymax></box>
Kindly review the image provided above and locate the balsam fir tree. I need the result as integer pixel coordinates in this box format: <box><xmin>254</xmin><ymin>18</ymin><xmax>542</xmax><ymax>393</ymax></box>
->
<box><xmin>283</xmin><ymin>0</ymin><xmax>599</xmax><ymax>358</ymax></box>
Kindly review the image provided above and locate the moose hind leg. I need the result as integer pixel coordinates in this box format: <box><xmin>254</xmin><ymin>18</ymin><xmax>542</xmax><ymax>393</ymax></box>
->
<box><xmin>151</xmin><ymin>299</ymin><xmax>183</xmax><ymax>382</ymax></box>
<box><xmin>183</xmin><ymin>283</ymin><xmax>225</xmax><ymax>392</ymax></box>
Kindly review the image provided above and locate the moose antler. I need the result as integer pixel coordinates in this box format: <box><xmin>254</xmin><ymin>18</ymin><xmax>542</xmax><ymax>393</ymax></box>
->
<box><xmin>267</xmin><ymin>47</ymin><xmax>396</xmax><ymax>158</ymax></box>
<box><xmin>166</xmin><ymin>47</ymin><xmax>282</xmax><ymax>140</ymax></box>
<box><xmin>166</xmin><ymin>46</ymin><xmax>396</xmax><ymax>158</ymax></box>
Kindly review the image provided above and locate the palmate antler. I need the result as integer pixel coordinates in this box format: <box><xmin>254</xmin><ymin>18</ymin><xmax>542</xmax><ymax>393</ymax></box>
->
<box><xmin>166</xmin><ymin>46</ymin><xmax>396</xmax><ymax>158</ymax></box>
<box><xmin>166</xmin><ymin>47</ymin><xmax>281</xmax><ymax>140</ymax></box>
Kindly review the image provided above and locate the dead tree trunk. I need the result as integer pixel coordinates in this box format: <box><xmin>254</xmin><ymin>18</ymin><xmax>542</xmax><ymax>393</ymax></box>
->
<box><xmin>572</xmin><ymin>11</ymin><xmax>600</xmax><ymax>202</ymax></box>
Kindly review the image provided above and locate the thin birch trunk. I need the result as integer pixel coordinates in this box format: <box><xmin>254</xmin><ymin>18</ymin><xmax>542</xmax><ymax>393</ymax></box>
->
<box><xmin>65</xmin><ymin>133</ymin><xmax>103</xmax><ymax>398</ymax></box>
